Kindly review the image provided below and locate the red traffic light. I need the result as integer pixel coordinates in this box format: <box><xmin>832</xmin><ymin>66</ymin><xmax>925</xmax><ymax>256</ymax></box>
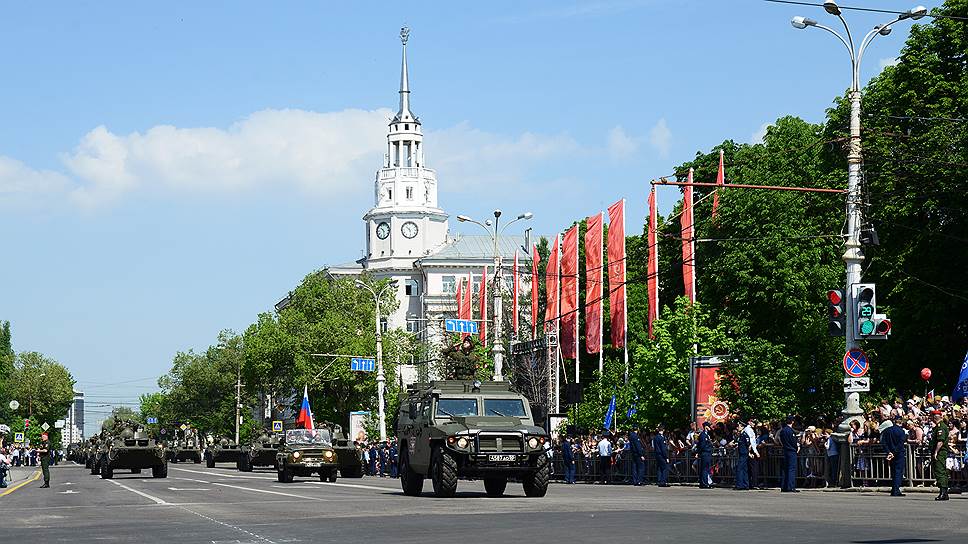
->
<box><xmin>875</xmin><ymin>318</ymin><xmax>892</xmax><ymax>335</ymax></box>
<box><xmin>827</xmin><ymin>290</ymin><xmax>843</xmax><ymax>305</ymax></box>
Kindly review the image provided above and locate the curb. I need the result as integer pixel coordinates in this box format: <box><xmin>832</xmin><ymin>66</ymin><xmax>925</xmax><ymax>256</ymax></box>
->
<box><xmin>0</xmin><ymin>470</ymin><xmax>41</xmax><ymax>498</ymax></box>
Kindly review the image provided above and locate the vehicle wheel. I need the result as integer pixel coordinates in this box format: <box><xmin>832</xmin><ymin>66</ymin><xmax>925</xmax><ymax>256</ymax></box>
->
<box><xmin>400</xmin><ymin>448</ymin><xmax>424</xmax><ymax>496</ymax></box>
<box><xmin>152</xmin><ymin>463</ymin><xmax>168</xmax><ymax>478</ymax></box>
<box><xmin>277</xmin><ymin>464</ymin><xmax>294</xmax><ymax>483</ymax></box>
<box><xmin>522</xmin><ymin>455</ymin><xmax>549</xmax><ymax>497</ymax></box>
<box><xmin>240</xmin><ymin>455</ymin><xmax>252</xmax><ymax>472</ymax></box>
<box><xmin>328</xmin><ymin>470</ymin><xmax>338</xmax><ymax>483</ymax></box>
<box><xmin>90</xmin><ymin>459</ymin><xmax>100</xmax><ymax>475</ymax></box>
<box><xmin>100</xmin><ymin>459</ymin><xmax>113</xmax><ymax>480</ymax></box>
<box><xmin>206</xmin><ymin>453</ymin><xmax>215</xmax><ymax>468</ymax></box>
<box><xmin>431</xmin><ymin>446</ymin><xmax>458</xmax><ymax>498</ymax></box>
<box><xmin>131</xmin><ymin>468</ymin><xmax>142</xmax><ymax>474</ymax></box>
<box><xmin>484</xmin><ymin>476</ymin><xmax>508</xmax><ymax>497</ymax></box>
<box><xmin>194</xmin><ymin>454</ymin><xmax>201</xmax><ymax>464</ymax></box>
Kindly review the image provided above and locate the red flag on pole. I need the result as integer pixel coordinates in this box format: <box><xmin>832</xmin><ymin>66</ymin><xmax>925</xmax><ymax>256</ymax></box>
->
<box><xmin>479</xmin><ymin>266</ymin><xmax>488</xmax><ymax>343</ymax></box>
<box><xmin>461</xmin><ymin>273</ymin><xmax>472</xmax><ymax>321</ymax></box>
<box><xmin>456</xmin><ymin>278</ymin><xmax>463</xmax><ymax>318</ymax></box>
<box><xmin>607</xmin><ymin>200</ymin><xmax>626</xmax><ymax>348</ymax></box>
<box><xmin>560</xmin><ymin>226</ymin><xmax>579</xmax><ymax>360</ymax></box>
<box><xmin>681</xmin><ymin>168</ymin><xmax>696</xmax><ymax>304</ymax></box>
<box><xmin>513</xmin><ymin>251</ymin><xmax>519</xmax><ymax>336</ymax></box>
<box><xmin>544</xmin><ymin>235</ymin><xmax>560</xmax><ymax>327</ymax></box>
<box><xmin>712</xmin><ymin>149</ymin><xmax>724</xmax><ymax>219</ymax></box>
<box><xmin>585</xmin><ymin>213</ymin><xmax>603</xmax><ymax>354</ymax></box>
<box><xmin>531</xmin><ymin>245</ymin><xmax>540</xmax><ymax>338</ymax></box>
<box><xmin>647</xmin><ymin>187</ymin><xmax>660</xmax><ymax>339</ymax></box>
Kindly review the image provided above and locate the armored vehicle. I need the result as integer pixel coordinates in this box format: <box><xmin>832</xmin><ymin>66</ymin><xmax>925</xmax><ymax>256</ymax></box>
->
<box><xmin>238</xmin><ymin>431</ymin><xmax>282</xmax><ymax>471</ymax></box>
<box><xmin>396</xmin><ymin>380</ymin><xmax>550</xmax><ymax>498</ymax></box>
<box><xmin>275</xmin><ymin>428</ymin><xmax>339</xmax><ymax>482</ymax></box>
<box><xmin>168</xmin><ymin>428</ymin><xmax>202</xmax><ymax>463</ymax></box>
<box><xmin>204</xmin><ymin>434</ymin><xmax>242</xmax><ymax>467</ymax></box>
<box><xmin>98</xmin><ymin>420</ymin><xmax>168</xmax><ymax>479</ymax></box>
<box><xmin>318</xmin><ymin>421</ymin><xmax>364</xmax><ymax>478</ymax></box>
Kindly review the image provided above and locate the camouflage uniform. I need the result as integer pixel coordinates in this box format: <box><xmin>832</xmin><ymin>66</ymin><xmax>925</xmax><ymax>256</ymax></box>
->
<box><xmin>932</xmin><ymin>421</ymin><xmax>950</xmax><ymax>488</ymax></box>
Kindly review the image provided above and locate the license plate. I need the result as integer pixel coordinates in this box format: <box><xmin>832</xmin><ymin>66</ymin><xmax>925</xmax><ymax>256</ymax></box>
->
<box><xmin>304</xmin><ymin>461</ymin><xmax>320</xmax><ymax>467</ymax></box>
<box><xmin>488</xmin><ymin>454</ymin><xmax>516</xmax><ymax>462</ymax></box>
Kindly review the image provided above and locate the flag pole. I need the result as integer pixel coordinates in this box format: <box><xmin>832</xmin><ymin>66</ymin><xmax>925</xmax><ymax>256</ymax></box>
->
<box><xmin>622</xmin><ymin>199</ymin><xmax>629</xmax><ymax>383</ymax></box>
<box><xmin>598</xmin><ymin>211</ymin><xmax>604</xmax><ymax>378</ymax></box>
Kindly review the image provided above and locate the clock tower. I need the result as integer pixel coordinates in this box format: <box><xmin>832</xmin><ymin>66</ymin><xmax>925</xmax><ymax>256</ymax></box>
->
<box><xmin>363</xmin><ymin>27</ymin><xmax>448</xmax><ymax>271</ymax></box>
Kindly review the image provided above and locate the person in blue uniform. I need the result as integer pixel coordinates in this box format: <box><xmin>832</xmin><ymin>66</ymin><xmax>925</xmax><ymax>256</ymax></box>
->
<box><xmin>561</xmin><ymin>436</ymin><xmax>576</xmax><ymax>484</ymax></box>
<box><xmin>367</xmin><ymin>443</ymin><xmax>378</xmax><ymax>476</ymax></box>
<box><xmin>653</xmin><ymin>424</ymin><xmax>670</xmax><ymax>487</ymax></box>
<box><xmin>734</xmin><ymin>425</ymin><xmax>750</xmax><ymax>490</ymax></box>
<box><xmin>628</xmin><ymin>426</ymin><xmax>646</xmax><ymax>486</ymax></box>
<box><xmin>881</xmin><ymin>415</ymin><xmax>907</xmax><ymax>497</ymax></box>
<box><xmin>378</xmin><ymin>443</ymin><xmax>387</xmax><ymax>477</ymax></box>
<box><xmin>388</xmin><ymin>441</ymin><xmax>399</xmax><ymax>478</ymax></box>
<box><xmin>779</xmin><ymin>416</ymin><xmax>800</xmax><ymax>492</ymax></box>
<box><xmin>696</xmin><ymin>421</ymin><xmax>713</xmax><ymax>488</ymax></box>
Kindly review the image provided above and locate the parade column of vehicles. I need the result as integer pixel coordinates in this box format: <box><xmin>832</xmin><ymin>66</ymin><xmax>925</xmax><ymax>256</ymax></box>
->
<box><xmin>84</xmin><ymin>420</ymin><xmax>168</xmax><ymax>479</ymax></box>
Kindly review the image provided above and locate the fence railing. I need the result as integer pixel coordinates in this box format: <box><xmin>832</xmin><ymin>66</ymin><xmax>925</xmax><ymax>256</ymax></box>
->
<box><xmin>552</xmin><ymin>444</ymin><xmax>968</xmax><ymax>488</ymax></box>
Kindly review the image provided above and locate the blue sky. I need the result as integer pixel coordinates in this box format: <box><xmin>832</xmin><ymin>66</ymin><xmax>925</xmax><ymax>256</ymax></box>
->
<box><xmin>0</xmin><ymin>1</ymin><xmax>936</xmax><ymax>431</ymax></box>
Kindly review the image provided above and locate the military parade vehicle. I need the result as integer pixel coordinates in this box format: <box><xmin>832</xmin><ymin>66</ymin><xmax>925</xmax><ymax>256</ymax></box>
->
<box><xmin>319</xmin><ymin>421</ymin><xmax>364</xmax><ymax>478</ymax></box>
<box><xmin>275</xmin><ymin>428</ymin><xmax>340</xmax><ymax>482</ymax></box>
<box><xmin>204</xmin><ymin>434</ymin><xmax>242</xmax><ymax>467</ymax></box>
<box><xmin>238</xmin><ymin>430</ymin><xmax>283</xmax><ymax>471</ymax></box>
<box><xmin>396</xmin><ymin>380</ymin><xmax>550</xmax><ymax>498</ymax></box>
<box><xmin>168</xmin><ymin>427</ymin><xmax>202</xmax><ymax>463</ymax></box>
<box><xmin>97</xmin><ymin>419</ymin><xmax>168</xmax><ymax>479</ymax></box>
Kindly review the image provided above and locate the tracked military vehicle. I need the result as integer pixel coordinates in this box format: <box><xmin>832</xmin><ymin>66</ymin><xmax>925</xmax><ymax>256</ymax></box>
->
<box><xmin>396</xmin><ymin>380</ymin><xmax>550</xmax><ymax>498</ymax></box>
<box><xmin>238</xmin><ymin>431</ymin><xmax>282</xmax><ymax>471</ymax></box>
<box><xmin>98</xmin><ymin>420</ymin><xmax>168</xmax><ymax>479</ymax></box>
<box><xmin>318</xmin><ymin>421</ymin><xmax>364</xmax><ymax>478</ymax></box>
<box><xmin>204</xmin><ymin>434</ymin><xmax>242</xmax><ymax>467</ymax></box>
<box><xmin>275</xmin><ymin>428</ymin><xmax>339</xmax><ymax>482</ymax></box>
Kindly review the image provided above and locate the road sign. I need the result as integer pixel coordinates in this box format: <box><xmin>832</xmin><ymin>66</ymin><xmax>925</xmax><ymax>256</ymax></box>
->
<box><xmin>0</xmin><ymin>424</ymin><xmax>9</xmax><ymax>434</ymax></box>
<box><xmin>179</xmin><ymin>424</ymin><xmax>188</xmax><ymax>431</ymax></box>
<box><xmin>14</xmin><ymin>432</ymin><xmax>24</xmax><ymax>443</ymax></box>
<box><xmin>146</xmin><ymin>417</ymin><xmax>158</xmax><ymax>424</ymax></box>
<box><xmin>272</xmin><ymin>420</ymin><xmax>283</xmax><ymax>432</ymax></box>
<box><xmin>8</xmin><ymin>400</ymin><xmax>19</xmax><ymax>410</ymax></box>
<box><xmin>843</xmin><ymin>349</ymin><xmax>869</xmax><ymax>378</ymax></box>
<box><xmin>41</xmin><ymin>422</ymin><xmax>50</xmax><ymax>431</ymax></box>
<box><xmin>445</xmin><ymin>318</ymin><xmax>479</xmax><ymax>334</ymax></box>
<box><xmin>844</xmin><ymin>377</ymin><xmax>871</xmax><ymax>393</ymax></box>
<box><xmin>160</xmin><ymin>428</ymin><xmax>167</xmax><ymax>435</ymax></box>
<box><xmin>350</xmin><ymin>357</ymin><xmax>376</xmax><ymax>372</ymax></box>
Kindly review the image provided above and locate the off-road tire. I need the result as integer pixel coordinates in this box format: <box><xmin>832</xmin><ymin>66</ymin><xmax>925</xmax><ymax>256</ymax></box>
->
<box><xmin>277</xmin><ymin>464</ymin><xmax>294</xmax><ymax>483</ymax></box>
<box><xmin>484</xmin><ymin>476</ymin><xmax>508</xmax><ymax>497</ymax></box>
<box><xmin>522</xmin><ymin>454</ymin><xmax>549</xmax><ymax>497</ymax></box>
<box><xmin>431</xmin><ymin>446</ymin><xmax>458</xmax><ymax>498</ymax></box>
<box><xmin>193</xmin><ymin>454</ymin><xmax>201</xmax><ymax>464</ymax></box>
<box><xmin>100</xmin><ymin>459</ymin><xmax>114</xmax><ymax>480</ymax></box>
<box><xmin>206</xmin><ymin>453</ymin><xmax>215</xmax><ymax>468</ymax></box>
<box><xmin>90</xmin><ymin>459</ymin><xmax>100</xmax><ymax>475</ymax></box>
<box><xmin>399</xmin><ymin>448</ymin><xmax>424</xmax><ymax>496</ymax></box>
<box><xmin>152</xmin><ymin>463</ymin><xmax>168</xmax><ymax>478</ymax></box>
<box><xmin>239</xmin><ymin>454</ymin><xmax>252</xmax><ymax>472</ymax></box>
<box><xmin>328</xmin><ymin>470</ymin><xmax>338</xmax><ymax>483</ymax></box>
<box><xmin>131</xmin><ymin>468</ymin><xmax>142</xmax><ymax>474</ymax></box>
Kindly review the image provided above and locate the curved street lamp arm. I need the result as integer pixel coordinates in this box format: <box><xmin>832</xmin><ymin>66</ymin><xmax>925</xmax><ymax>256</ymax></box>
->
<box><xmin>834</xmin><ymin>12</ymin><xmax>856</xmax><ymax>59</ymax></box>
<box><xmin>855</xmin><ymin>18</ymin><xmax>902</xmax><ymax>88</ymax></box>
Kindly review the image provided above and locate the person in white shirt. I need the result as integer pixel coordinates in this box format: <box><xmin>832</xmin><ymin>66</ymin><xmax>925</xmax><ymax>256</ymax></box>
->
<box><xmin>597</xmin><ymin>434</ymin><xmax>613</xmax><ymax>484</ymax></box>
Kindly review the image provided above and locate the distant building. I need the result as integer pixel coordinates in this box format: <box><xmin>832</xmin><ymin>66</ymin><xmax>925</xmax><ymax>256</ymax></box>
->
<box><xmin>64</xmin><ymin>391</ymin><xmax>84</xmax><ymax>443</ymax></box>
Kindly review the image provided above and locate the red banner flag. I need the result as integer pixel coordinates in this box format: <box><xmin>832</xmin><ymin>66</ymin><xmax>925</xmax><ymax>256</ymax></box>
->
<box><xmin>561</xmin><ymin>226</ymin><xmax>579</xmax><ymax>360</ymax></box>
<box><xmin>531</xmin><ymin>245</ymin><xmax>540</xmax><ymax>338</ymax></box>
<box><xmin>544</xmin><ymin>235</ymin><xmax>560</xmax><ymax>327</ymax></box>
<box><xmin>461</xmin><ymin>273</ymin><xmax>472</xmax><ymax>321</ymax></box>
<box><xmin>712</xmin><ymin>149</ymin><xmax>724</xmax><ymax>219</ymax></box>
<box><xmin>607</xmin><ymin>200</ymin><xmax>626</xmax><ymax>348</ymax></box>
<box><xmin>513</xmin><ymin>251</ymin><xmax>519</xmax><ymax>336</ymax></box>
<box><xmin>682</xmin><ymin>168</ymin><xmax>696</xmax><ymax>304</ymax></box>
<box><xmin>479</xmin><ymin>266</ymin><xmax>488</xmax><ymax>343</ymax></box>
<box><xmin>647</xmin><ymin>187</ymin><xmax>660</xmax><ymax>339</ymax></box>
<box><xmin>456</xmin><ymin>278</ymin><xmax>463</xmax><ymax>318</ymax></box>
<box><xmin>585</xmin><ymin>213</ymin><xmax>603</xmax><ymax>354</ymax></box>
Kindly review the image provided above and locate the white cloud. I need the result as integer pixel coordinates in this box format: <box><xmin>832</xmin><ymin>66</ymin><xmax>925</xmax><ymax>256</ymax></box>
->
<box><xmin>648</xmin><ymin>118</ymin><xmax>672</xmax><ymax>158</ymax></box>
<box><xmin>606</xmin><ymin>126</ymin><xmax>638</xmax><ymax>159</ymax></box>
<box><xmin>0</xmin><ymin>156</ymin><xmax>72</xmax><ymax>204</ymax></box>
<box><xmin>751</xmin><ymin>122</ymin><xmax>770</xmax><ymax>144</ymax></box>
<box><xmin>879</xmin><ymin>57</ymin><xmax>900</xmax><ymax>70</ymax></box>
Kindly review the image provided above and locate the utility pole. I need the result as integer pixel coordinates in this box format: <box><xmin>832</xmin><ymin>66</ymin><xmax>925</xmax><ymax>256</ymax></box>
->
<box><xmin>355</xmin><ymin>279</ymin><xmax>396</xmax><ymax>442</ymax></box>
<box><xmin>235</xmin><ymin>364</ymin><xmax>242</xmax><ymax>445</ymax></box>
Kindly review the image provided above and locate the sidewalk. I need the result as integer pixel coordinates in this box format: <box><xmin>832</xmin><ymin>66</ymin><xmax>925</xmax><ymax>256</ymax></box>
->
<box><xmin>2</xmin><ymin>465</ymin><xmax>40</xmax><ymax>489</ymax></box>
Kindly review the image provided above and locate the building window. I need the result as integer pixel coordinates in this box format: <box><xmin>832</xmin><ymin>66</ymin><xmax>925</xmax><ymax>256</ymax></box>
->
<box><xmin>442</xmin><ymin>275</ymin><xmax>456</xmax><ymax>294</ymax></box>
<box><xmin>405</xmin><ymin>124</ymin><xmax>410</xmax><ymax>131</ymax></box>
<box><xmin>406</xmin><ymin>186</ymin><xmax>413</xmax><ymax>200</ymax></box>
<box><xmin>405</xmin><ymin>279</ymin><xmax>420</xmax><ymax>297</ymax></box>
<box><xmin>388</xmin><ymin>188</ymin><xmax>393</xmax><ymax>200</ymax></box>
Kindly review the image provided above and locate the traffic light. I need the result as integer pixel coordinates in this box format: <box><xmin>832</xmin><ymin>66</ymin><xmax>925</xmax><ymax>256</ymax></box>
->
<box><xmin>852</xmin><ymin>283</ymin><xmax>891</xmax><ymax>339</ymax></box>
<box><xmin>827</xmin><ymin>289</ymin><xmax>846</xmax><ymax>337</ymax></box>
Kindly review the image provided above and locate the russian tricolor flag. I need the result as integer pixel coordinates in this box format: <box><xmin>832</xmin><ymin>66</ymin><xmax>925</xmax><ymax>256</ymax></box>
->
<box><xmin>296</xmin><ymin>385</ymin><xmax>315</xmax><ymax>430</ymax></box>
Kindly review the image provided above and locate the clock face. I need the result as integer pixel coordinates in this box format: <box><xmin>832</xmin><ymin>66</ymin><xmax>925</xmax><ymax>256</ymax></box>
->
<box><xmin>376</xmin><ymin>222</ymin><xmax>390</xmax><ymax>240</ymax></box>
<box><xmin>402</xmin><ymin>221</ymin><xmax>419</xmax><ymax>239</ymax></box>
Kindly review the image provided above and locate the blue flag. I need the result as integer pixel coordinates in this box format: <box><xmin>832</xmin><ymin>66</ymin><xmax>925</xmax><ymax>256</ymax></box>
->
<box><xmin>603</xmin><ymin>395</ymin><xmax>617</xmax><ymax>430</ymax></box>
<box><xmin>626</xmin><ymin>395</ymin><xmax>638</xmax><ymax>419</ymax></box>
<box><xmin>952</xmin><ymin>350</ymin><xmax>968</xmax><ymax>403</ymax></box>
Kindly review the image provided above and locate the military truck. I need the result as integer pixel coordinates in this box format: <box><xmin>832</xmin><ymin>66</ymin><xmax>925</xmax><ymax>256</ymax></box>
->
<box><xmin>318</xmin><ymin>421</ymin><xmax>364</xmax><ymax>478</ymax></box>
<box><xmin>204</xmin><ymin>434</ymin><xmax>242</xmax><ymax>467</ymax></box>
<box><xmin>98</xmin><ymin>420</ymin><xmax>168</xmax><ymax>479</ymax></box>
<box><xmin>275</xmin><ymin>428</ymin><xmax>339</xmax><ymax>482</ymax></box>
<box><xmin>396</xmin><ymin>380</ymin><xmax>550</xmax><ymax>498</ymax></box>
<box><xmin>238</xmin><ymin>430</ymin><xmax>282</xmax><ymax>471</ymax></box>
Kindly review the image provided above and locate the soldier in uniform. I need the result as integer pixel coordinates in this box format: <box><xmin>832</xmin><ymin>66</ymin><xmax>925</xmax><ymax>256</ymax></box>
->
<box><xmin>779</xmin><ymin>416</ymin><xmax>799</xmax><ymax>492</ymax></box>
<box><xmin>734</xmin><ymin>425</ymin><xmax>750</xmax><ymax>490</ymax></box>
<box><xmin>561</xmin><ymin>435</ymin><xmax>576</xmax><ymax>484</ymax></box>
<box><xmin>881</xmin><ymin>414</ymin><xmax>907</xmax><ymax>497</ymax></box>
<box><xmin>388</xmin><ymin>440</ymin><xmax>399</xmax><ymax>478</ymax></box>
<box><xmin>38</xmin><ymin>432</ymin><xmax>51</xmax><ymax>488</ymax></box>
<box><xmin>930</xmin><ymin>410</ymin><xmax>950</xmax><ymax>501</ymax></box>
<box><xmin>628</xmin><ymin>426</ymin><xmax>646</xmax><ymax>486</ymax></box>
<box><xmin>696</xmin><ymin>421</ymin><xmax>713</xmax><ymax>488</ymax></box>
<box><xmin>653</xmin><ymin>424</ymin><xmax>670</xmax><ymax>487</ymax></box>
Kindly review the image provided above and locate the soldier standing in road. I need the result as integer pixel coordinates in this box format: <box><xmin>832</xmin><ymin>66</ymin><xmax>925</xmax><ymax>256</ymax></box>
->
<box><xmin>930</xmin><ymin>410</ymin><xmax>950</xmax><ymax>501</ymax></box>
<box><xmin>882</xmin><ymin>415</ymin><xmax>907</xmax><ymax>497</ymax></box>
<box><xmin>779</xmin><ymin>416</ymin><xmax>799</xmax><ymax>493</ymax></box>
<box><xmin>561</xmin><ymin>435</ymin><xmax>576</xmax><ymax>484</ymax></box>
<box><xmin>38</xmin><ymin>432</ymin><xmax>51</xmax><ymax>488</ymax></box>
<box><xmin>628</xmin><ymin>426</ymin><xmax>646</xmax><ymax>486</ymax></box>
<box><xmin>653</xmin><ymin>425</ymin><xmax>670</xmax><ymax>487</ymax></box>
<box><xmin>734</xmin><ymin>425</ymin><xmax>750</xmax><ymax>490</ymax></box>
<box><xmin>388</xmin><ymin>441</ymin><xmax>399</xmax><ymax>478</ymax></box>
<box><xmin>696</xmin><ymin>422</ymin><xmax>713</xmax><ymax>488</ymax></box>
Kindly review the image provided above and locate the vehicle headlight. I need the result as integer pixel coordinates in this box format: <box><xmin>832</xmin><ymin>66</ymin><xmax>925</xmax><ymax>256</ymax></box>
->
<box><xmin>324</xmin><ymin>451</ymin><xmax>334</xmax><ymax>459</ymax></box>
<box><xmin>528</xmin><ymin>437</ymin><xmax>539</xmax><ymax>449</ymax></box>
<box><xmin>456</xmin><ymin>437</ymin><xmax>469</xmax><ymax>449</ymax></box>
<box><xmin>293</xmin><ymin>451</ymin><xmax>301</xmax><ymax>459</ymax></box>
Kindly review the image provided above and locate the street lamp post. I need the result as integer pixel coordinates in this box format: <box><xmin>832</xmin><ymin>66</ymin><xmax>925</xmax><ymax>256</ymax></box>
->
<box><xmin>790</xmin><ymin>1</ymin><xmax>926</xmax><ymax>429</ymax></box>
<box><xmin>355</xmin><ymin>279</ymin><xmax>397</xmax><ymax>442</ymax></box>
<box><xmin>457</xmin><ymin>210</ymin><xmax>533</xmax><ymax>381</ymax></box>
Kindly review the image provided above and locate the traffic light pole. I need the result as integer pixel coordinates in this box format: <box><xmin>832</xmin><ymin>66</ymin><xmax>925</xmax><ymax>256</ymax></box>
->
<box><xmin>841</xmin><ymin>88</ymin><xmax>866</xmax><ymax>430</ymax></box>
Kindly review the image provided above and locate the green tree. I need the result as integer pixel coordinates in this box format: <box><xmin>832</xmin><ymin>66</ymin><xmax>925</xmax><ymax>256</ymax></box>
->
<box><xmin>7</xmin><ymin>351</ymin><xmax>75</xmax><ymax>427</ymax></box>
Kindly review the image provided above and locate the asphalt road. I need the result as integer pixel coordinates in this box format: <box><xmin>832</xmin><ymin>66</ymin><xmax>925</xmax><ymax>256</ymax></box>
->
<box><xmin>2</xmin><ymin>462</ymin><xmax>966</xmax><ymax>543</ymax></box>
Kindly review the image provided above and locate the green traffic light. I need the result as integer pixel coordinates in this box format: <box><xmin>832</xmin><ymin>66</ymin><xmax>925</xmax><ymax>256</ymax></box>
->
<box><xmin>860</xmin><ymin>320</ymin><xmax>875</xmax><ymax>335</ymax></box>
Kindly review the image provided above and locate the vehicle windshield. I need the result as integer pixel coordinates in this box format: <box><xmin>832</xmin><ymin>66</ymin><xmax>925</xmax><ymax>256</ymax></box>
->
<box><xmin>483</xmin><ymin>399</ymin><xmax>528</xmax><ymax>418</ymax></box>
<box><xmin>285</xmin><ymin>429</ymin><xmax>332</xmax><ymax>446</ymax></box>
<box><xmin>435</xmin><ymin>398</ymin><xmax>479</xmax><ymax>418</ymax></box>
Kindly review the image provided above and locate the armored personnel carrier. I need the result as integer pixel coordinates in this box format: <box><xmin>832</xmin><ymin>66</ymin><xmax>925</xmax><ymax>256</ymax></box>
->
<box><xmin>275</xmin><ymin>428</ymin><xmax>339</xmax><ymax>482</ymax></box>
<box><xmin>238</xmin><ymin>430</ymin><xmax>282</xmax><ymax>471</ymax></box>
<box><xmin>396</xmin><ymin>380</ymin><xmax>550</xmax><ymax>498</ymax></box>
<box><xmin>204</xmin><ymin>434</ymin><xmax>242</xmax><ymax>467</ymax></box>
<box><xmin>98</xmin><ymin>419</ymin><xmax>168</xmax><ymax>479</ymax></box>
<box><xmin>168</xmin><ymin>428</ymin><xmax>202</xmax><ymax>463</ymax></box>
<box><xmin>318</xmin><ymin>421</ymin><xmax>364</xmax><ymax>478</ymax></box>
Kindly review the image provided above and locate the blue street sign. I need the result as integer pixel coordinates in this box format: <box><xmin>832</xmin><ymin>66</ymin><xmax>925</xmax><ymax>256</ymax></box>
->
<box><xmin>445</xmin><ymin>318</ymin><xmax>479</xmax><ymax>334</ymax></box>
<box><xmin>146</xmin><ymin>417</ymin><xmax>158</xmax><ymax>424</ymax></box>
<box><xmin>351</xmin><ymin>357</ymin><xmax>376</xmax><ymax>372</ymax></box>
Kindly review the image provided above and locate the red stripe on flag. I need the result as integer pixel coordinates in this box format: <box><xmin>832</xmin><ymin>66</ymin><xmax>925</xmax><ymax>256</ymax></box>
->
<box><xmin>544</xmin><ymin>235</ymin><xmax>560</xmax><ymax>327</ymax></box>
<box><xmin>647</xmin><ymin>188</ymin><xmax>660</xmax><ymax>339</ymax></box>
<box><xmin>532</xmin><ymin>245</ymin><xmax>540</xmax><ymax>338</ymax></box>
<box><xmin>681</xmin><ymin>168</ymin><xmax>696</xmax><ymax>304</ymax></box>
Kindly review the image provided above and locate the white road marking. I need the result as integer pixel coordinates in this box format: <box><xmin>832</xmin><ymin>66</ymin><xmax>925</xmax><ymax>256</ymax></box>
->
<box><xmin>172</xmin><ymin>467</ymin><xmax>273</xmax><ymax>481</ymax></box>
<box><xmin>213</xmin><ymin>482</ymin><xmax>328</xmax><ymax>501</ymax></box>
<box><xmin>106</xmin><ymin>479</ymin><xmax>172</xmax><ymax>505</ymax></box>
<box><xmin>168</xmin><ymin>487</ymin><xmax>212</xmax><ymax>491</ymax></box>
<box><xmin>303</xmin><ymin>480</ymin><xmax>397</xmax><ymax>492</ymax></box>
<box><xmin>174</xmin><ymin>476</ymin><xmax>211</xmax><ymax>484</ymax></box>
<box><xmin>58</xmin><ymin>490</ymin><xmax>79</xmax><ymax>494</ymax></box>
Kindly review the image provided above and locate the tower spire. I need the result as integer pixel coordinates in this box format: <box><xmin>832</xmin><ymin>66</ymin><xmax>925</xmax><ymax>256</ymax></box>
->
<box><xmin>394</xmin><ymin>26</ymin><xmax>417</xmax><ymax>124</ymax></box>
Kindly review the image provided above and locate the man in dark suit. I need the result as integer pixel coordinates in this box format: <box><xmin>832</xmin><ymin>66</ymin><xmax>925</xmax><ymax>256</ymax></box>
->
<box><xmin>779</xmin><ymin>416</ymin><xmax>800</xmax><ymax>492</ymax></box>
<box><xmin>561</xmin><ymin>436</ymin><xmax>576</xmax><ymax>484</ymax></box>
<box><xmin>628</xmin><ymin>426</ymin><xmax>646</xmax><ymax>486</ymax></box>
<box><xmin>734</xmin><ymin>425</ymin><xmax>750</xmax><ymax>490</ymax></box>
<box><xmin>881</xmin><ymin>415</ymin><xmax>907</xmax><ymax>497</ymax></box>
<box><xmin>388</xmin><ymin>441</ymin><xmax>399</xmax><ymax>478</ymax></box>
<box><xmin>697</xmin><ymin>422</ymin><xmax>713</xmax><ymax>488</ymax></box>
<box><xmin>653</xmin><ymin>424</ymin><xmax>670</xmax><ymax>487</ymax></box>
